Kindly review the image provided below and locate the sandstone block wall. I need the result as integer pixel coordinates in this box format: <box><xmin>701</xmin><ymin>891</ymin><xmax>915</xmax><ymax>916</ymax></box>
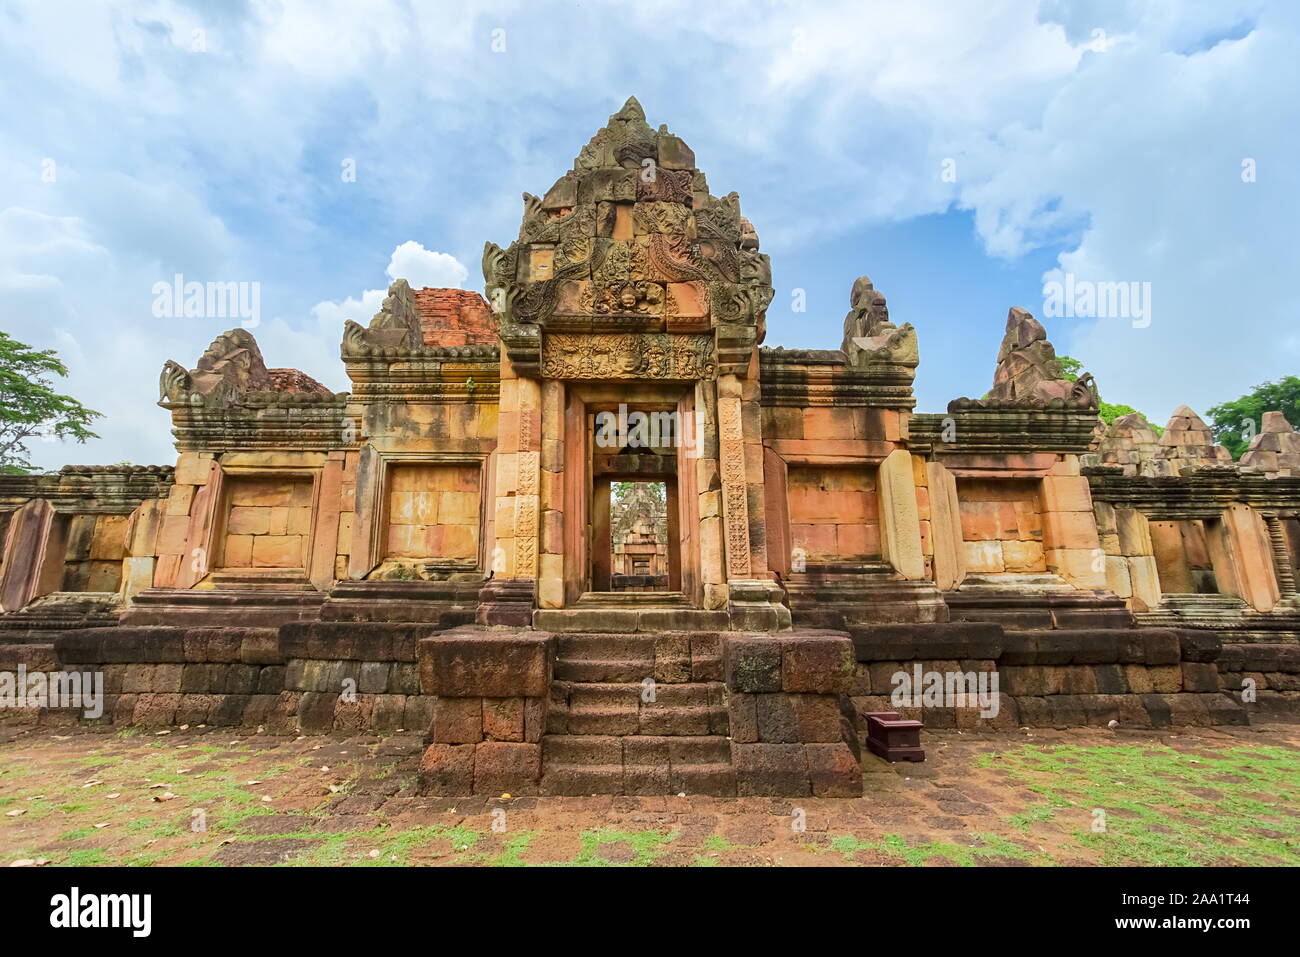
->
<box><xmin>415</xmin><ymin>628</ymin><xmax>552</xmax><ymax>794</ymax></box>
<box><xmin>786</xmin><ymin>465</ymin><xmax>880</xmax><ymax>563</ymax></box>
<box><xmin>723</xmin><ymin>633</ymin><xmax>862</xmax><ymax>796</ymax></box>
<box><xmin>847</xmin><ymin>623</ymin><xmax>1249</xmax><ymax>731</ymax></box>
<box><xmin>5</xmin><ymin>624</ymin><xmax>436</xmax><ymax>733</ymax></box>
<box><xmin>957</xmin><ymin>478</ymin><xmax>1047</xmax><ymax>574</ymax></box>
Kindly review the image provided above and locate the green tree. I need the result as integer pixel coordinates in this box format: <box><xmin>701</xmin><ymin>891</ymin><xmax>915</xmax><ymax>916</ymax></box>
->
<box><xmin>1207</xmin><ymin>376</ymin><xmax>1300</xmax><ymax>460</ymax></box>
<box><xmin>1055</xmin><ymin>354</ymin><xmax>1161</xmax><ymax>432</ymax></box>
<box><xmin>0</xmin><ymin>331</ymin><xmax>102</xmax><ymax>474</ymax></box>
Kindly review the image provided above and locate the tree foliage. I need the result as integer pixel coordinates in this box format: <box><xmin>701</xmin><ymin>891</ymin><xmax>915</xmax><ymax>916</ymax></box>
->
<box><xmin>1055</xmin><ymin>354</ymin><xmax>1161</xmax><ymax>433</ymax></box>
<box><xmin>0</xmin><ymin>331</ymin><xmax>102</xmax><ymax>474</ymax></box>
<box><xmin>1206</xmin><ymin>376</ymin><xmax>1300</xmax><ymax>460</ymax></box>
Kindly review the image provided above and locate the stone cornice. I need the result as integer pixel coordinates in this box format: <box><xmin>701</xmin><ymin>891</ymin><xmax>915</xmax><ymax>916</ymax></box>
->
<box><xmin>1084</xmin><ymin>463</ymin><xmax>1300</xmax><ymax>516</ymax></box>
<box><xmin>910</xmin><ymin>408</ymin><xmax>1100</xmax><ymax>454</ymax></box>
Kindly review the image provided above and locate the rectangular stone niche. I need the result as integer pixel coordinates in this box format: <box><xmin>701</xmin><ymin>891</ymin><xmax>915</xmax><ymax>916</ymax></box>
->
<box><xmin>220</xmin><ymin>475</ymin><xmax>313</xmax><ymax>569</ymax></box>
<box><xmin>1149</xmin><ymin>519</ymin><xmax>1218</xmax><ymax>594</ymax></box>
<box><xmin>383</xmin><ymin>463</ymin><xmax>480</xmax><ymax>563</ymax></box>
<box><xmin>786</xmin><ymin>465</ymin><xmax>881</xmax><ymax>563</ymax></box>
<box><xmin>956</xmin><ymin>478</ymin><xmax>1046</xmax><ymax>574</ymax></box>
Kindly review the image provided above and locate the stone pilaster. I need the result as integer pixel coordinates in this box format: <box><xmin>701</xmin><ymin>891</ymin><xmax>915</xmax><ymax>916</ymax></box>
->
<box><xmin>717</xmin><ymin>373</ymin><xmax>753</xmax><ymax>581</ymax></box>
<box><xmin>877</xmin><ymin>449</ymin><xmax>925</xmax><ymax>579</ymax></box>
<box><xmin>1041</xmin><ymin>456</ymin><xmax>1106</xmax><ymax>588</ymax></box>
<box><xmin>695</xmin><ymin>379</ymin><xmax>727</xmax><ymax>609</ymax></box>
<box><xmin>1218</xmin><ymin>503</ymin><xmax>1280</xmax><ymax>611</ymax></box>
<box><xmin>537</xmin><ymin>379</ymin><xmax>565</xmax><ymax>608</ymax></box>
<box><xmin>926</xmin><ymin>461</ymin><xmax>965</xmax><ymax>590</ymax></box>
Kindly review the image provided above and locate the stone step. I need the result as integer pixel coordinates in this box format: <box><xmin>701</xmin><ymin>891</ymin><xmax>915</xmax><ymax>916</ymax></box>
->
<box><xmin>554</xmin><ymin>634</ymin><xmax>657</xmax><ymax>681</ymax></box>
<box><xmin>128</xmin><ymin>587</ymin><xmax>325</xmax><ymax>607</ymax></box>
<box><xmin>533</xmin><ymin>607</ymin><xmax>730</xmax><ymax>634</ymax></box>
<box><xmin>556</xmin><ymin>633</ymin><xmax>659</xmax><ymax>659</ymax></box>
<box><xmin>543</xmin><ymin>734</ymin><xmax>623</xmax><ymax>766</ymax></box>
<box><xmin>574</xmin><ymin>591</ymin><xmax>691</xmax><ymax>607</ymax></box>
<box><xmin>548</xmin><ymin>681</ymin><xmax>728</xmax><ymax>736</ymax></box>
<box><xmin>540</xmin><ymin>734</ymin><xmax>737</xmax><ymax>796</ymax></box>
<box><xmin>539</xmin><ymin>764</ymin><xmax>625</xmax><ymax>796</ymax></box>
<box><xmin>555</xmin><ymin>657</ymin><xmax>657</xmax><ymax>682</ymax></box>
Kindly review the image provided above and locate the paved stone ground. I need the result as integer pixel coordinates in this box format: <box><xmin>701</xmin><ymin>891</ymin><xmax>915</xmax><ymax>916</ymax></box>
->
<box><xmin>1</xmin><ymin>719</ymin><xmax>1296</xmax><ymax>867</ymax></box>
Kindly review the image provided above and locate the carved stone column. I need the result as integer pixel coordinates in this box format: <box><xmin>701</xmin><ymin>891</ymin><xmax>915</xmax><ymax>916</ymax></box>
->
<box><xmin>717</xmin><ymin>373</ymin><xmax>753</xmax><ymax>582</ymax></box>
<box><xmin>1262</xmin><ymin>512</ymin><xmax>1298</xmax><ymax>599</ymax></box>
<box><xmin>482</xmin><ymin>356</ymin><xmax>539</xmax><ymax>624</ymax></box>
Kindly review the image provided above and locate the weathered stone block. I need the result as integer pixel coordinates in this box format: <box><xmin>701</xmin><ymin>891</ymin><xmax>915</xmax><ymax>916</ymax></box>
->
<box><xmin>755</xmin><ymin>693</ymin><xmax>797</xmax><ymax>742</ymax></box>
<box><xmin>431</xmin><ymin>696</ymin><xmax>483</xmax><ymax>744</ymax></box>
<box><xmin>482</xmin><ymin>697</ymin><xmax>525</xmax><ymax>741</ymax></box>
<box><xmin>473</xmin><ymin>742</ymin><xmax>541</xmax><ymax>795</ymax></box>
<box><xmin>419</xmin><ymin>743</ymin><xmax>475</xmax><ymax>795</ymax></box>
<box><xmin>418</xmin><ymin>630</ymin><xmax>551</xmax><ymax>698</ymax></box>
<box><xmin>1181</xmin><ymin>662</ymin><xmax>1220</xmax><ymax>693</ymax></box>
<box><xmin>781</xmin><ymin>634</ymin><xmax>854</xmax><ymax>693</ymax></box>
<box><xmin>724</xmin><ymin>636</ymin><xmax>782</xmax><ymax>693</ymax></box>
<box><xmin>791</xmin><ymin>694</ymin><xmax>848</xmax><ymax>742</ymax></box>
<box><xmin>732</xmin><ymin>742</ymin><xmax>810</xmax><ymax>796</ymax></box>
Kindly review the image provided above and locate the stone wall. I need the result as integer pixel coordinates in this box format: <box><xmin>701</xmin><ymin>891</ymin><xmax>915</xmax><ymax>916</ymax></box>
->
<box><xmin>957</xmin><ymin>478</ymin><xmax>1046</xmax><ymax>574</ymax></box>
<box><xmin>0</xmin><ymin>624</ymin><xmax>435</xmax><ymax>733</ymax></box>
<box><xmin>787</xmin><ymin>465</ymin><xmax>881</xmax><ymax>563</ymax></box>
<box><xmin>221</xmin><ymin>475</ymin><xmax>313</xmax><ymax>569</ymax></box>
<box><xmin>722</xmin><ymin>633</ymin><xmax>862</xmax><ymax>796</ymax></box>
<box><xmin>415</xmin><ymin>627</ymin><xmax>551</xmax><ymax>794</ymax></box>
<box><xmin>848</xmin><ymin>623</ymin><xmax>1249</xmax><ymax>731</ymax></box>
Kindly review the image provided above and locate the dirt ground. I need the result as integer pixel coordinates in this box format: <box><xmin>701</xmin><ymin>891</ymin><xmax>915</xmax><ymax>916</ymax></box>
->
<box><xmin>1</xmin><ymin>719</ymin><xmax>1296</xmax><ymax>867</ymax></box>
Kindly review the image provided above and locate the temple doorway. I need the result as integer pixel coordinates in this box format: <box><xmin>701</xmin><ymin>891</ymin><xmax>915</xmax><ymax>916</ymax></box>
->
<box><xmin>608</xmin><ymin>481</ymin><xmax>670</xmax><ymax>591</ymax></box>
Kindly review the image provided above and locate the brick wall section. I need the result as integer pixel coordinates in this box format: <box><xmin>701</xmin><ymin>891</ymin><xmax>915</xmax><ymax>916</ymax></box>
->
<box><xmin>848</xmin><ymin>623</ymin><xmax>1252</xmax><ymax>730</ymax></box>
<box><xmin>413</xmin><ymin>289</ymin><xmax>498</xmax><ymax>347</ymax></box>
<box><xmin>415</xmin><ymin>627</ymin><xmax>553</xmax><ymax>795</ymax></box>
<box><xmin>723</xmin><ymin>633</ymin><xmax>863</xmax><ymax>796</ymax></box>
<box><xmin>17</xmin><ymin>624</ymin><xmax>436</xmax><ymax>733</ymax></box>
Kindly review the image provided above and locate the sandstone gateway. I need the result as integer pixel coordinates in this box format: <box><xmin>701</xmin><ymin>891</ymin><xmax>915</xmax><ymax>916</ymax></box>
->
<box><xmin>2</xmin><ymin>100</ymin><xmax>1297</xmax><ymax>797</ymax></box>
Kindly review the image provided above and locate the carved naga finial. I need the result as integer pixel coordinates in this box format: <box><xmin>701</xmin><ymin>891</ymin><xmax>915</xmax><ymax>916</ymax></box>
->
<box><xmin>158</xmin><ymin>359</ymin><xmax>192</xmax><ymax>403</ymax></box>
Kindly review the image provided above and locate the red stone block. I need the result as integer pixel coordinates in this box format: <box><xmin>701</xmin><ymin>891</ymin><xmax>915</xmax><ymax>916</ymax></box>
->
<box><xmin>418</xmin><ymin>743</ymin><xmax>475</xmax><ymax>795</ymax></box>
<box><xmin>805</xmin><ymin>743</ymin><xmax>863</xmax><ymax>797</ymax></box>
<box><xmin>473</xmin><ymin>742</ymin><xmax>541</xmax><ymax>795</ymax></box>
<box><xmin>781</xmin><ymin>634</ymin><xmax>855</xmax><ymax>693</ymax></box>
<box><xmin>732</xmin><ymin>742</ymin><xmax>810</xmax><ymax>796</ymax></box>
<box><xmin>482</xmin><ymin>696</ymin><xmax>525</xmax><ymax>741</ymax></box>
<box><xmin>431</xmin><ymin>696</ymin><xmax>483</xmax><ymax>743</ymax></box>
<box><xmin>418</xmin><ymin>630</ymin><xmax>551</xmax><ymax>697</ymax></box>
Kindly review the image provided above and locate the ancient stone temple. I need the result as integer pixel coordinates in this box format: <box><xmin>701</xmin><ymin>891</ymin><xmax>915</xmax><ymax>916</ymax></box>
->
<box><xmin>2</xmin><ymin>98</ymin><xmax>1298</xmax><ymax>797</ymax></box>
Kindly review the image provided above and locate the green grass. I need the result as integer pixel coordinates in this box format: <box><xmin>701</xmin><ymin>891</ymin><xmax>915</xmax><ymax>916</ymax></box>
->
<box><xmin>824</xmin><ymin>831</ymin><xmax>1048</xmax><ymax>866</ymax></box>
<box><xmin>974</xmin><ymin>742</ymin><xmax>1300</xmax><ymax>866</ymax></box>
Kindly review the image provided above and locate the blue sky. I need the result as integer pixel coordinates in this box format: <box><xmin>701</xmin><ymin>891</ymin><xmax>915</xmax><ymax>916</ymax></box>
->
<box><xmin>2</xmin><ymin>0</ymin><xmax>1297</xmax><ymax>469</ymax></box>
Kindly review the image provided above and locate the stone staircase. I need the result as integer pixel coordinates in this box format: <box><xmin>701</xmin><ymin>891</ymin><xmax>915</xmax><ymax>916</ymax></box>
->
<box><xmin>785</xmin><ymin>561</ymin><xmax>948</xmax><ymax>626</ymax></box>
<box><xmin>539</xmin><ymin>633</ymin><xmax>737</xmax><ymax>796</ymax></box>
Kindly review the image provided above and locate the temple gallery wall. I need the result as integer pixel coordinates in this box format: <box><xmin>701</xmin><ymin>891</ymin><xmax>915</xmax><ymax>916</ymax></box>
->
<box><xmin>2</xmin><ymin>99</ymin><xmax>1298</xmax><ymax>797</ymax></box>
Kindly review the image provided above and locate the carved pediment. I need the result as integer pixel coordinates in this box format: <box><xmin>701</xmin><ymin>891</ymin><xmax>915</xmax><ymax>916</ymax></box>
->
<box><xmin>484</xmin><ymin>97</ymin><xmax>773</xmax><ymax>378</ymax></box>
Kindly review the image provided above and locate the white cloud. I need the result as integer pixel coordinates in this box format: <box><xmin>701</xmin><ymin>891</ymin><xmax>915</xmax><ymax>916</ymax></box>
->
<box><xmin>385</xmin><ymin>241</ymin><xmax>469</xmax><ymax>290</ymax></box>
<box><xmin>1</xmin><ymin>0</ymin><xmax>1295</xmax><ymax>468</ymax></box>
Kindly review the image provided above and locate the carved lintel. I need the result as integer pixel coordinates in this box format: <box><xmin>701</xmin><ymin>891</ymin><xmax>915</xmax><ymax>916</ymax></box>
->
<box><xmin>541</xmin><ymin>333</ymin><xmax>715</xmax><ymax>380</ymax></box>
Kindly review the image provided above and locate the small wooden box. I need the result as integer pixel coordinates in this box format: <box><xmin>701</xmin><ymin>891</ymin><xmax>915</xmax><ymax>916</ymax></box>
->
<box><xmin>864</xmin><ymin>711</ymin><xmax>925</xmax><ymax>763</ymax></box>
